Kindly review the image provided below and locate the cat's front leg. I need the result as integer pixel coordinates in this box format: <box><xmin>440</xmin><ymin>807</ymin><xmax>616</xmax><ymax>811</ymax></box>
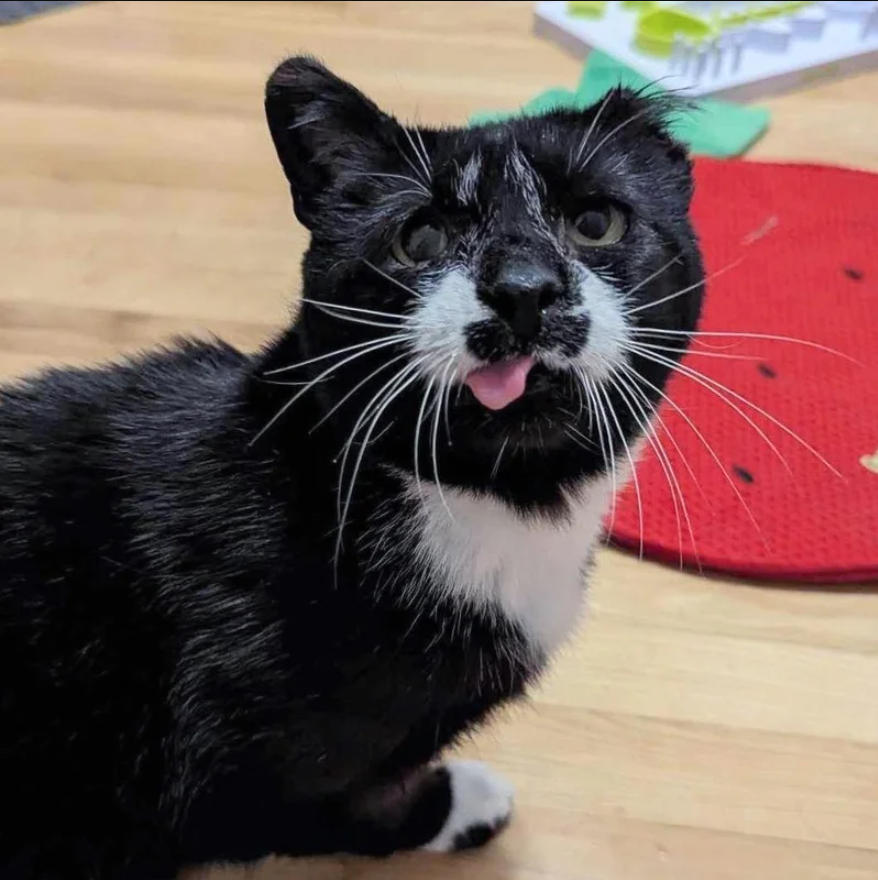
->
<box><xmin>346</xmin><ymin>759</ymin><xmax>514</xmax><ymax>856</ymax></box>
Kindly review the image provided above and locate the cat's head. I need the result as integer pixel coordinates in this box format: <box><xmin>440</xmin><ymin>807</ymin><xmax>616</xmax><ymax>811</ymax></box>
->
<box><xmin>264</xmin><ymin>57</ymin><xmax>703</xmax><ymax>488</ymax></box>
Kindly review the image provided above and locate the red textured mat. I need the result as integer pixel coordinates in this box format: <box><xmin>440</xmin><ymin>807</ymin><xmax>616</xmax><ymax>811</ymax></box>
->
<box><xmin>609</xmin><ymin>158</ymin><xmax>878</xmax><ymax>584</ymax></box>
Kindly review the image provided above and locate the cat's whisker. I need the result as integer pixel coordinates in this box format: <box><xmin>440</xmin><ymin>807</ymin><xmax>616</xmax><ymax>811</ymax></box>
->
<box><xmin>260</xmin><ymin>378</ymin><xmax>326</xmax><ymax>388</ymax></box>
<box><xmin>617</xmin><ymin>361</ymin><xmax>707</xmax><ymax>507</ymax></box>
<box><xmin>629</xmin><ymin>343</ymin><xmax>793</xmax><ymax>475</ymax></box>
<box><xmin>413</xmin><ymin>128</ymin><xmax>433</xmax><ymax>180</ymax></box>
<box><xmin>252</xmin><ymin>336</ymin><xmax>408</xmax><ymax>445</ymax></box>
<box><xmin>345</xmin><ymin>171</ymin><xmax>430</xmax><ymax>196</ymax></box>
<box><xmin>335</xmin><ymin>361</ymin><xmax>432</xmax><ymax>564</ymax></box>
<box><xmin>362</xmin><ymin>260</ymin><xmax>425</xmax><ymax>300</ymax></box>
<box><xmin>379</xmin><ymin>188</ymin><xmax>434</xmax><ymax>203</ymax></box>
<box><xmin>578</xmin><ymin>106</ymin><xmax>653</xmax><ymax>172</ymax></box>
<box><xmin>264</xmin><ymin>334</ymin><xmax>406</xmax><ymax>376</ymax></box>
<box><xmin>625</xmin><ymin>276</ymin><xmax>704</xmax><ymax>317</ymax></box>
<box><xmin>625</xmin><ymin>258</ymin><xmax>743</xmax><ymax>317</ymax></box>
<box><xmin>258</xmin><ymin>334</ymin><xmax>409</xmax><ymax>426</ymax></box>
<box><xmin>395</xmin><ymin>136</ymin><xmax>431</xmax><ymax>190</ymax></box>
<box><xmin>441</xmin><ymin>358</ymin><xmax>456</xmax><ymax>447</ymax></box>
<box><xmin>491</xmin><ymin>436</ymin><xmax>510</xmax><ymax>481</ymax></box>
<box><xmin>310</xmin><ymin>350</ymin><xmax>412</xmax><ymax>434</ymax></box>
<box><xmin>578</xmin><ymin>367</ymin><xmax>595</xmax><ymax>437</ymax></box>
<box><xmin>564</xmin><ymin>421</ymin><xmax>598</xmax><ymax>453</ymax></box>
<box><xmin>621</xmin><ymin>363</ymin><xmax>768</xmax><ymax>549</ymax></box>
<box><xmin>412</xmin><ymin>372</ymin><xmax>438</xmax><ymax>504</ymax></box>
<box><xmin>570</xmin><ymin>89</ymin><xmax>614</xmax><ymax>173</ymax></box>
<box><xmin>431</xmin><ymin>356</ymin><xmax>458</xmax><ymax>524</ymax></box>
<box><xmin>596</xmin><ymin>380</ymin><xmax>644</xmax><ymax>559</ymax></box>
<box><xmin>401</xmin><ymin>127</ymin><xmax>432</xmax><ymax>188</ymax></box>
<box><xmin>632</xmin><ymin>328</ymin><xmax>859</xmax><ymax>363</ymax></box>
<box><xmin>579</xmin><ymin>371</ymin><xmax>618</xmax><ymax>540</ymax></box>
<box><xmin>611</xmin><ymin>368</ymin><xmax>699</xmax><ymax>573</ymax></box>
<box><xmin>300</xmin><ymin>298</ymin><xmax>410</xmax><ymax>323</ymax></box>
<box><xmin>633</xmin><ymin>346</ymin><xmax>844</xmax><ymax>479</ymax></box>
<box><xmin>622</xmin><ymin>254</ymin><xmax>682</xmax><ymax>302</ymax></box>
<box><xmin>308</xmin><ymin>307</ymin><xmax>409</xmax><ymax>332</ymax></box>
<box><xmin>336</xmin><ymin>358</ymin><xmax>429</xmax><ymax>564</ymax></box>
<box><xmin>566</xmin><ymin>371</ymin><xmax>587</xmax><ymax>432</ymax></box>
<box><xmin>633</xmin><ymin>341</ymin><xmax>759</xmax><ymax>362</ymax></box>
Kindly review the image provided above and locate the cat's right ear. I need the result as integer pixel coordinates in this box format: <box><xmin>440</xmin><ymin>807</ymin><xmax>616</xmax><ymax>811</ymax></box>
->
<box><xmin>265</xmin><ymin>56</ymin><xmax>399</xmax><ymax>229</ymax></box>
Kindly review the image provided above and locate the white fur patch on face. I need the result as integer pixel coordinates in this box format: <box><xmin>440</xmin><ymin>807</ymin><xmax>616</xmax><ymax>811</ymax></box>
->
<box><xmin>407</xmin><ymin>473</ymin><xmax>615</xmax><ymax>656</ymax></box>
<box><xmin>409</xmin><ymin>267</ymin><xmax>488</xmax><ymax>382</ymax></box>
<box><xmin>422</xmin><ymin>760</ymin><xmax>514</xmax><ymax>853</ymax></box>
<box><xmin>568</xmin><ymin>262</ymin><xmax>632</xmax><ymax>382</ymax></box>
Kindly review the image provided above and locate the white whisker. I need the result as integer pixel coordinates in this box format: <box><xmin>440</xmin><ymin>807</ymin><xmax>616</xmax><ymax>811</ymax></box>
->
<box><xmin>636</xmin><ymin>347</ymin><xmax>844</xmax><ymax>479</ymax></box>
<box><xmin>310</xmin><ymin>350</ymin><xmax>411</xmax><ymax>434</ymax></box>
<box><xmin>401</xmin><ymin>127</ymin><xmax>432</xmax><ymax>186</ymax></box>
<box><xmin>621</xmin><ymin>363</ymin><xmax>768</xmax><ymax>549</ymax></box>
<box><xmin>596</xmin><ymin>380</ymin><xmax>644</xmax><ymax>559</ymax></box>
<box><xmin>632</xmin><ymin>327</ymin><xmax>859</xmax><ymax>363</ymax></box>
<box><xmin>431</xmin><ymin>355</ymin><xmax>458</xmax><ymax>523</ymax></box>
<box><xmin>345</xmin><ymin>171</ymin><xmax>430</xmax><ymax>196</ymax></box>
<box><xmin>308</xmin><ymin>306</ymin><xmax>408</xmax><ymax>332</ymax></box>
<box><xmin>252</xmin><ymin>336</ymin><xmax>407</xmax><ymax>445</ymax></box>
<box><xmin>336</xmin><ymin>358</ymin><xmax>429</xmax><ymax>563</ymax></box>
<box><xmin>626</xmin><ymin>258</ymin><xmax>743</xmax><ymax>317</ymax></box>
<box><xmin>413</xmin><ymin>372</ymin><xmax>438</xmax><ymax>501</ymax></box>
<box><xmin>300</xmin><ymin>298</ymin><xmax>409</xmax><ymax>323</ymax></box>
<box><xmin>613</xmin><ymin>368</ymin><xmax>699</xmax><ymax>572</ymax></box>
<box><xmin>579</xmin><ymin>107</ymin><xmax>653</xmax><ymax>172</ymax></box>
<box><xmin>623</xmin><ymin>254</ymin><xmax>682</xmax><ymax>301</ymax></box>
<box><xmin>362</xmin><ymin>260</ymin><xmax>424</xmax><ymax>300</ymax></box>
<box><xmin>617</xmin><ymin>362</ymin><xmax>706</xmax><ymax>506</ymax></box>
<box><xmin>491</xmin><ymin>436</ymin><xmax>510</xmax><ymax>481</ymax></box>
<box><xmin>264</xmin><ymin>334</ymin><xmax>405</xmax><ymax>376</ymax></box>
<box><xmin>633</xmin><ymin>341</ymin><xmax>759</xmax><ymax>362</ymax></box>
<box><xmin>580</xmin><ymin>371</ymin><xmax>618</xmax><ymax>539</ymax></box>
<box><xmin>570</xmin><ymin>89</ymin><xmax>614</xmax><ymax>173</ymax></box>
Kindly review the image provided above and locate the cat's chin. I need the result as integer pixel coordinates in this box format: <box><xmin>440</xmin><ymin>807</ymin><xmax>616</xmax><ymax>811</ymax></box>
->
<box><xmin>453</xmin><ymin>365</ymin><xmax>593</xmax><ymax>454</ymax></box>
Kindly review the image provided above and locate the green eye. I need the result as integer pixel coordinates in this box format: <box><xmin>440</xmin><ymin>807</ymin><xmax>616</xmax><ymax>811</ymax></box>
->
<box><xmin>567</xmin><ymin>200</ymin><xmax>627</xmax><ymax>247</ymax></box>
<box><xmin>392</xmin><ymin>215</ymin><xmax>449</xmax><ymax>266</ymax></box>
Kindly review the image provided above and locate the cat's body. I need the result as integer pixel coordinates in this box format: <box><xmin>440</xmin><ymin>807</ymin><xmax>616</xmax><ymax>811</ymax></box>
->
<box><xmin>0</xmin><ymin>58</ymin><xmax>703</xmax><ymax>878</ymax></box>
<box><xmin>0</xmin><ymin>339</ymin><xmax>539</xmax><ymax>876</ymax></box>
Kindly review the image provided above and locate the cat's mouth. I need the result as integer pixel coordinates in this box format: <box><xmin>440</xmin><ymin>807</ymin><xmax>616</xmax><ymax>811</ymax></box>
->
<box><xmin>463</xmin><ymin>356</ymin><xmax>535</xmax><ymax>411</ymax></box>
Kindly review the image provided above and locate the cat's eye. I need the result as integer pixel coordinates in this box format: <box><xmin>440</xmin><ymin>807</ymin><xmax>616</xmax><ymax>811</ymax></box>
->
<box><xmin>566</xmin><ymin>200</ymin><xmax>627</xmax><ymax>247</ymax></box>
<box><xmin>391</xmin><ymin>215</ymin><xmax>449</xmax><ymax>266</ymax></box>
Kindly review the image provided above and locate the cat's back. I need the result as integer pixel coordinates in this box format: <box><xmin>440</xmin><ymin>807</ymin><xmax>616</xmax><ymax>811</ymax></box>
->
<box><xmin>0</xmin><ymin>340</ymin><xmax>254</xmax><ymax>856</ymax></box>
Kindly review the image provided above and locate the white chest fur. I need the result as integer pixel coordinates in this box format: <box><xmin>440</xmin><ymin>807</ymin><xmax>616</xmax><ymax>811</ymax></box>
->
<box><xmin>407</xmin><ymin>476</ymin><xmax>614</xmax><ymax>656</ymax></box>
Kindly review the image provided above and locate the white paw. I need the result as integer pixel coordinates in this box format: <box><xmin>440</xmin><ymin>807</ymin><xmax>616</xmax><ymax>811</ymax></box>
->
<box><xmin>422</xmin><ymin>760</ymin><xmax>515</xmax><ymax>853</ymax></box>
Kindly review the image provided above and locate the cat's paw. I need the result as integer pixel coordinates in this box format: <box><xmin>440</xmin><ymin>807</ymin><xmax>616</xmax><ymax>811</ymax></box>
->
<box><xmin>422</xmin><ymin>760</ymin><xmax>514</xmax><ymax>852</ymax></box>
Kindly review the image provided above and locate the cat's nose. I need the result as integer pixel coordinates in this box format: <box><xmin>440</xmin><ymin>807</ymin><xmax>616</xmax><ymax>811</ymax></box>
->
<box><xmin>484</xmin><ymin>260</ymin><xmax>562</xmax><ymax>342</ymax></box>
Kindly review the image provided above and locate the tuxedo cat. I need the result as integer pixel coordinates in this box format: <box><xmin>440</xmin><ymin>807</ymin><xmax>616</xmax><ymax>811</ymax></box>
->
<box><xmin>0</xmin><ymin>57</ymin><xmax>703</xmax><ymax>878</ymax></box>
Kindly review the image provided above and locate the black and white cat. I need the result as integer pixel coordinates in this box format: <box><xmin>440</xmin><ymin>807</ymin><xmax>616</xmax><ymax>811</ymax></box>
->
<box><xmin>0</xmin><ymin>57</ymin><xmax>703</xmax><ymax>878</ymax></box>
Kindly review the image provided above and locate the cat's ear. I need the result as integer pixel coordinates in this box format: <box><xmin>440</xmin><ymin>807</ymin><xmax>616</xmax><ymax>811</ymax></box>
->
<box><xmin>265</xmin><ymin>56</ymin><xmax>401</xmax><ymax>228</ymax></box>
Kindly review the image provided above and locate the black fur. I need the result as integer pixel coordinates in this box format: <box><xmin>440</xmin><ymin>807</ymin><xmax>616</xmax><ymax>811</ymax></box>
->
<box><xmin>0</xmin><ymin>57</ymin><xmax>703</xmax><ymax>878</ymax></box>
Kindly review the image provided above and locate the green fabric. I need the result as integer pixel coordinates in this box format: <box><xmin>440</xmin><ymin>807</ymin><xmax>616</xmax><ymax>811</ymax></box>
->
<box><xmin>470</xmin><ymin>50</ymin><xmax>770</xmax><ymax>158</ymax></box>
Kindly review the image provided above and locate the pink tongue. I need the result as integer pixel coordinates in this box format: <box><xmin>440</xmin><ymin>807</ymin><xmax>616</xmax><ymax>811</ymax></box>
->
<box><xmin>464</xmin><ymin>356</ymin><xmax>535</xmax><ymax>411</ymax></box>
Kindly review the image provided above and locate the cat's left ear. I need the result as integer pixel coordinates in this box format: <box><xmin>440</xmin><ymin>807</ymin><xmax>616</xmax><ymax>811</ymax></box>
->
<box><xmin>265</xmin><ymin>56</ymin><xmax>402</xmax><ymax>228</ymax></box>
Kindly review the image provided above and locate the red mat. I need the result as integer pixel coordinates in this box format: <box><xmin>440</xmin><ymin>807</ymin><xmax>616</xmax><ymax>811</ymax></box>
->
<box><xmin>609</xmin><ymin>158</ymin><xmax>878</xmax><ymax>584</ymax></box>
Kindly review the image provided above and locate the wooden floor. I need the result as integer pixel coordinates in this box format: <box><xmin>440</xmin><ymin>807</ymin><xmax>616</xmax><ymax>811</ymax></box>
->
<box><xmin>1</xmin><ymin>2</ymin><xmax>877</xmax><ymax>878</ymax></box>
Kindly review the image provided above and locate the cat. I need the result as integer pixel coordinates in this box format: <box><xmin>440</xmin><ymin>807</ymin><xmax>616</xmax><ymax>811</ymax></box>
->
<box><xmin>0</xmin><ymin>56</ymin><xmax>703</xmax><ymax>878</ymax></box>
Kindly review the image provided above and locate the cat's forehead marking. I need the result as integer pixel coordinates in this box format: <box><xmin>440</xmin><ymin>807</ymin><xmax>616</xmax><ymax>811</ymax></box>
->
<box><xmin>504</xmin><ymin>147</ymin><xmax>544</xmax><ymax>213</ymax></box>
<box><xmin>456</xmin><ymin>151</ymin><xmax>482</xmax><ymax>205</ymax></box>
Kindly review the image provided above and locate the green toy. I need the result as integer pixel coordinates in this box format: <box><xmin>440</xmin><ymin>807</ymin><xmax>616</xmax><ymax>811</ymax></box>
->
<box><xmin>470</xmin><ymin>50</ymin><xmax>770</xmax><ymax>159</ymax></box>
